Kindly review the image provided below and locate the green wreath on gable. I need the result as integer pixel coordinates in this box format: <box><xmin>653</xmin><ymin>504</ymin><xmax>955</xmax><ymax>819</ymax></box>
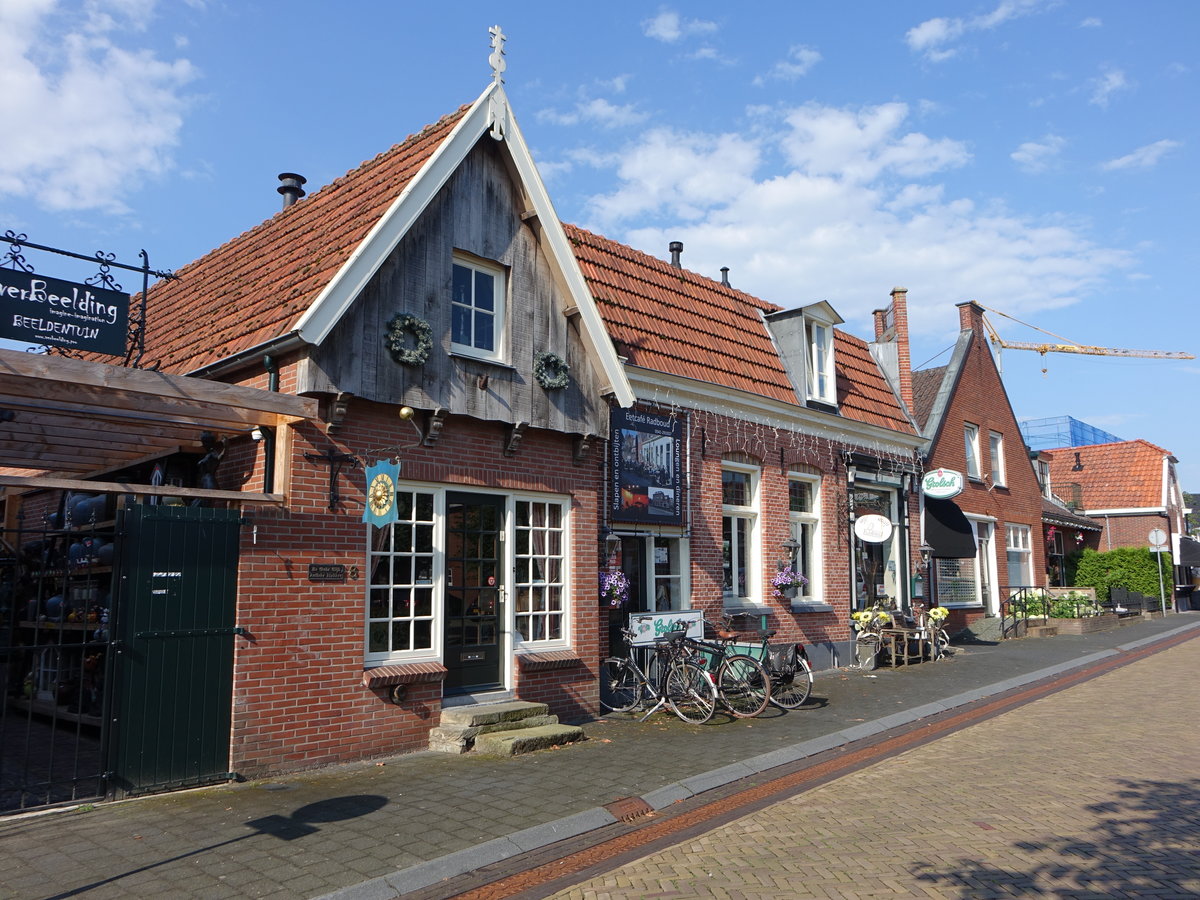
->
<box><xmin>385</xmin><ymin>313</ymin><xmax>433</xmax><ymax>366</ymax></box>
<box><xmin>534</xmin><ymin>350</ymin><xmax>570</xmax><ymax>390</ymax></box>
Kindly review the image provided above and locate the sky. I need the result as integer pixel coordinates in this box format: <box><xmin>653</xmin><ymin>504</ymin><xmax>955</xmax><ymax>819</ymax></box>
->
<box><xmin>1</xmin><ymin>1</ymin><xmax>1197</xmax><ymax>487</ymax></box>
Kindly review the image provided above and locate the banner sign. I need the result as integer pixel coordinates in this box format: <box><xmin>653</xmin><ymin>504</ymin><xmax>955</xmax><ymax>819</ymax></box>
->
<box><xmin>0</xmin><ymin>268</ymin><xmax>129</xmax><ymax>356</ymax></box>
<box><xmin>362</xmin><ymin>459</ymin><xmax>401</xmax><ymax>528</ymax></box>
<box><xmin>610</xmin><ymin>407</ymin><xmax>683</xmax><ymax>525</ymax></box>
<box><xmin>627</xmin><ymin>610</ymin><xmax>704</xmax><ymax>647</ymax></box>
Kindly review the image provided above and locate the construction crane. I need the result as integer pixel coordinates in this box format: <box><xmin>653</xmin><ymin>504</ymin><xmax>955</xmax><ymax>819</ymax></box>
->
<box><xmin>979</xmin><ymin>305</ymin><xmax>1193</xmax><ymax>371</ymax></box>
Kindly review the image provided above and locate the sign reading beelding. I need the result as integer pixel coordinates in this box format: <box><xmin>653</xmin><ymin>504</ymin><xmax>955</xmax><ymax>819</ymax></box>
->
<box><xmin>0</xmin><ymin>269</ymin><xmax>128</xmax><ymax>356</ymax></box>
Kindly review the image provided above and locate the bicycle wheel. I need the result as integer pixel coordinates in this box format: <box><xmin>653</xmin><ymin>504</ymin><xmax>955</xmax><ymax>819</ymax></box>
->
<box><xmin>933</xmin><ymin>627</ymin><xmax>950</xmax><ymax>660</ymax></box>
<box><xmin>769</xmin><ymin>655</ymin><xmax>813</xmax><ymax>709</ymax></box>
<box><xmin>599</xmin><ymin>657</ymin><xmax>642</xmax><ymax>712</ymax></box>
<box><xmin>855</xmin><ymin>634</ymin><xmax>880</xmax><ymax>671</ymax></box>
<box><xmin>716</xmin><ymin>653</ymin><xmax>770</xmax><ymax>718</ymax></box>
<box><xmin>665</xmin><ymin>658</ymin><xmax>717</xmax><ymax>724</ymax></box>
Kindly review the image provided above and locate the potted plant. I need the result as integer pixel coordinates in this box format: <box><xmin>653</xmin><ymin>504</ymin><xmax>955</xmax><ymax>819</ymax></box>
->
<box><xmin>600</xmin><ymin>570</ymin><xmax>630</xmax><ymax>608</ymax></box>
<box><xmin>771</xmin><ymin>565</ymin><xmax>808</xmax><ymax>599</ymax></box>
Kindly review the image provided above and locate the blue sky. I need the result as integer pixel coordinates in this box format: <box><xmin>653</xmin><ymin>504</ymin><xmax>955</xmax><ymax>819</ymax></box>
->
<box><xmin>2</xmin><ymin>1</ymin><xmax>1196</xmax><ymax>488</ymax></box>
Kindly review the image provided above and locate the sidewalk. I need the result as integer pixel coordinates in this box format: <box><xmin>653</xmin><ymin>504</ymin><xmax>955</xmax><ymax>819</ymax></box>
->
<box><xmin>2</xmin><ymin>614</ymin><xmax>1197</xmax><ymax>900</ymax></box>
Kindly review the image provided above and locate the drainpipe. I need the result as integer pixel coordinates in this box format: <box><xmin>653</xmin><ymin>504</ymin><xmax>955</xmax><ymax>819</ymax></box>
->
<box><xmin>261</xmin><ymin>355</ymin><xmax>278</xmax><ymax>494</ymax></box>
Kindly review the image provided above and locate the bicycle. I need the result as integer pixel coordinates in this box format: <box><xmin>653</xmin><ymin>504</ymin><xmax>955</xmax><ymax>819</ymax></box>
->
<box><xmin>600</xmin><ymin>628</ymin><xmax>718</xmax><ymax>724</ymax></box>
<box><xmin>715</xmin><ymin>616</ymin><xmax>813</xmax><ymax>709</ymax></box>
<box><xmin>677</xmin><ymin>628</ymin><xmax>771</xmax><ymax>718</ymax></box>
<box><xmin>850</xmin><ymin>605</ymin><xmax>893</xmax><ymax>671</ymax></box>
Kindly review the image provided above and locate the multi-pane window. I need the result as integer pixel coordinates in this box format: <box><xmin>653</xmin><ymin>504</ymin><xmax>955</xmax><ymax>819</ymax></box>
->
<box><xmin>367</xmin><ymin>490</ymin><xmax>436</xmax><ymax>660</ymax></box>
<box><xmin>514</xmin><ymin>499</ymin><xmax>566</xmax><ymax>643</ymax></box>
<box><xmin>964</xmin><ymin>423</ymin><xmax>981</xmax><ymax>479</ymax></box>
<box><xmin>1006</xmin><ymin>524</ymin><xmax>1032</xmax><ymax>587</ymax></box>
<box><xmin>787</xmin><ymin>476</ymin><xmax>820</xmax><ymax>602</ymax></box>
<box><xmin>722</xmin><ymin>465</ymin><xmax>759</xmax><ymax>603</ymax></box>
<box><xmin>807</xmin><ymin>322</ymin><xmax>835</xmax><ymax>404</ymax></box>
<box><xmin>652</xmin><ymin>536</ymin><xmax>685</xmax><ymax>611</ymax></box>
<box><xmin>451</xmin><ymin>256</ymin><xmax>504</xmax><ymax>358</ymax></box>
<box><xmin>989</xmin><ymin>431</ymin><xmax>1006</xmax><ymax>486</ymax></box>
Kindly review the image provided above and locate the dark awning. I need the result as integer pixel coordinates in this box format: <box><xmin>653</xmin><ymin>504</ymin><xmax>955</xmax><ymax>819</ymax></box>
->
<box><xmin>1179</xmin><ymin>537</ymin><xmax>1200</xmax><ymax>566</ymax></box>
<box><xmin>924</xmin><ymin>497</ymin><xmax>977</xmax><ymax>558</ymax></box>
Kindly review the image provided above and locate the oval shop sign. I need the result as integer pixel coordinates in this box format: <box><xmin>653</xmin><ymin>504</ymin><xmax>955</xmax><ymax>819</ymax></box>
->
<box><xmin>922</xmin><ymin>468</ymin><xmax>964</xmax><ymax>499</ymax></box>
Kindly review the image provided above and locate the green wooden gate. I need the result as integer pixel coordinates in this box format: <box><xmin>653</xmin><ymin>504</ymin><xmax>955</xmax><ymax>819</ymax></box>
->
<box><xmin>109</xmin><ymin>505</ymin><xmax>242</xmax><ymax>797</ymax></box>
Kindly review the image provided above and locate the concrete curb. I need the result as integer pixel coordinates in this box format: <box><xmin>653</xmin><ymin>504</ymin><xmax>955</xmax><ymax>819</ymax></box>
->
<box><xmin>330</xmin><ymin>620</ymin><xmax>1200</xmax><ymax>899</ymax></box>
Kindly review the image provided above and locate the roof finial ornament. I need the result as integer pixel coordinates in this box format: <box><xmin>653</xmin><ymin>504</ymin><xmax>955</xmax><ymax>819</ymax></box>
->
<box><xmin>488</xmin><ymin>25</ymin><xmax>506</xmax><ymax>85</ymax></box>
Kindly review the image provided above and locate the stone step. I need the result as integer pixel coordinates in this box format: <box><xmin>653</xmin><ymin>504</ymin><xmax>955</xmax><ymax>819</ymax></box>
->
<box><xmin>1027</xmin><ymin>624</ymin><xmax>1059</xmax><ymax>638</ymax></box>
<box><xmin>428</xmin><ymin>714</ymin><xmax>561</xmax><ymax>754</ymax></box>
<box><xmin>473</xmin><ymin>723</ymin><xmax>586</xmax><ymax>757</ymax></box>
<box><xmin>439</xmin><ymin>700</ymin><xmax>549</xmax><ymax>728</ymax></box>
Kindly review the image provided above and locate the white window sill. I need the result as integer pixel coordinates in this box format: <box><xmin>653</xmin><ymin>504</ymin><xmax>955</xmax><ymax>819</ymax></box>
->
<box><xmin>939</xmin><ymin>602</ymin><xmax>983</xmax><ymax>609</ymax></box>
<box><xmin>449</xmin><ymin>350</ymin><xmax>513</xmax><ymax>370</ymax></box>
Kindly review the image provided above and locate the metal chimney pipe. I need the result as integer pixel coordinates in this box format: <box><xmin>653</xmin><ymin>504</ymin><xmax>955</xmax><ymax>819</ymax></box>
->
<box><xmin>277</xmin><ymin>172</ymin><xmax>307</xmax><ymax>209</ymax></box>
<box><xmin>668</xmin><ymin>241</ymin><xmax>683</xmax><ymax>268</ymax></box>
<box><xmin>720</xmin><ymin>266</ymin><xmax>730</xmax><ymax>287</ymax></box>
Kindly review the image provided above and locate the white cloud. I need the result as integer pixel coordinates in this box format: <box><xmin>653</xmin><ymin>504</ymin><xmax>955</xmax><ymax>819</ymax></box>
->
<box><xmin>1079</xmin><ymin>17</ymin><xmax>1103</xmax><ymax>28</ymax></box>
<box><xmin>642</xmin><ymin>9</ymin><xmax>717</xmax><ymax>44</ymax></box>
<box><xmin>1089</xmin><ymin>67</ymin><xmax>1129</xmax><ymax>107</ymax></box>
<box><xmin>0</xmin><ymin>0</ymin><xmax>196</xmax><ymax>213</ymax></box>
<box><xmin>1011</xmin><ymin>134</ymin><xmax>1066</xmax><ymax>173</ymax></box>
<box><xmin>537</xmin><ymin>97</ymin><xmax>648</xmax><ymax>129</ymax></box>
<box><xmin>577</xmin><ymin>101</ymin><xmax>1131</xmax><ymax>337</ymax></box>
<box><xmin>1100</xmin><ymin>139</ymin><xmax>1181</xmax><ymax>171</ymax></box>
<box><xmin>906</xmin><ymin>0</ymin><xmax>1046</xmax><ymax>62</ymax></box>
<box><xmin>754</xmin><ymin>45</ymin><xmax>821</xmax><ymax>85</ymax></box>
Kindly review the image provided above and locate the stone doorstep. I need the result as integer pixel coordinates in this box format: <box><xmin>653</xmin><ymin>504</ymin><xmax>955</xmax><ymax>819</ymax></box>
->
<box><xmin>439</xmin><ymin>700</ymin><xmax>550</xmax><ymax>728</ymax></box>
<box><xmin>428</xmin><ymin>715</ymin><xmax>561</xmax><ymax>754</ymax></box>
<box><xmin>1026</xmin><ymin>625</ymin><xmax>1059</xmax><ymax>638</ymax></box>
<box><xmin>473</xmin><ymin>723</ymin><xmax>586</xmax><ymax>757</ymax></box>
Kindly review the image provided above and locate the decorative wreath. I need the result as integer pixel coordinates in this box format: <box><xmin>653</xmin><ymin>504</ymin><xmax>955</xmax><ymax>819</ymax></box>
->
<box><xmin>534</xmin><ymin>350</ymin><xmax>569</xmax><ymax>390</ymax></box>
<box><xmin>384</xmin><ymin>313</ymin><xmax>433</xmax><ymax>366</ymax></box>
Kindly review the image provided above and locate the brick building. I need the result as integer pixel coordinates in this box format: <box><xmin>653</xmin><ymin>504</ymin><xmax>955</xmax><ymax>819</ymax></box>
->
<box><xmin>902</xmin><ymin>299</ymin><xmax>1047</xmax><ymax>628</ymax></box>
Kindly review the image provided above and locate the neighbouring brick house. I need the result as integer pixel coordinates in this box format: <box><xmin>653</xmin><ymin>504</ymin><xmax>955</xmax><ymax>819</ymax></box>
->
<box><xmin>568</xmin><ymin>228</ymin><xmax>925</xmax><ymax>670</ymax></box>
<box><xmin>901</xmin><ymin>300</ymin><xmax>1047</xmax><ymax>629</ymax></box>
<box><xmin>1046</xmin><ymin>439</ymin><xmax>1190</xmax><ymax>590</ymax></box>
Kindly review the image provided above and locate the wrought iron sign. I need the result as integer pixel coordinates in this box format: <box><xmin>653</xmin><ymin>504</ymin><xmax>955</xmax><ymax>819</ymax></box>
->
<box><xmin>1</xmin><ymin>230</ymin><xmax>175</xmax><ymax>365</ymax></box>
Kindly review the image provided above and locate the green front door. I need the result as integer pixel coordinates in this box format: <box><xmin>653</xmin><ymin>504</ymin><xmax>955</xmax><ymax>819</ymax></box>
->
<box><xmin>109</xmin><ymin>504</ymin><xmax>241</xmax><ymax>796</ymax></box>
<box><xmin>443</xmin><ymin>492</ymin><xmax>504</xmax><ymax>693</ymax></box>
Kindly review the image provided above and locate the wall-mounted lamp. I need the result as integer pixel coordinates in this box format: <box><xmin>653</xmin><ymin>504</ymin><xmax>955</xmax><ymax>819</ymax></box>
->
<box><xmin>919</xmin><ymin>541</ymin><xmax>934</xmax><ymax>567</ymax></box>
<box><xmin>251</xmin><ymin>426</ymin><xmax>265</xmax><ymax>442</ymax></box>
<box><xmin>602</xmin><ymin>529</ymin><xmax>621</xmax><ymax>556</ymax></box>
<box><xmin>847</xmin><ymin>464</ymin><xmax>857</xmax><ymax>484</ymax></box>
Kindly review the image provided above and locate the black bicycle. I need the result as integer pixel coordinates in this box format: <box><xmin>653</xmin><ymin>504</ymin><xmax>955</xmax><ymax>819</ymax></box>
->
<box><xmin>716</xmin><ymin>618</ymin><xmax>813</xmax><ymax>709</ymax></box>
<box><xmin>600</xmin><ymin>628</ymin><xmax>718</xmax><ymax>724</ymax></box>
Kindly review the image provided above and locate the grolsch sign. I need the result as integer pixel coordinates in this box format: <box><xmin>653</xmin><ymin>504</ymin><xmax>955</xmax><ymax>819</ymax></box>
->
<box><xmin>922</xmin><ymin>468</ymin><xmax>964</xmax><ymax>499</ymax></box>
<box><xmin>0</xmin><ymin>268</ymin><xmax>128</xmax><ymax>356</ymax></box>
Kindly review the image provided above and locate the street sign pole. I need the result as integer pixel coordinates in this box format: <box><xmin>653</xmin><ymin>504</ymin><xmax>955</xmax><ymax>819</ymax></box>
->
<box><xmin>1148</xmin><ymin>529</ymin><xmax>1168</xmax><ymax>613</ymax></box>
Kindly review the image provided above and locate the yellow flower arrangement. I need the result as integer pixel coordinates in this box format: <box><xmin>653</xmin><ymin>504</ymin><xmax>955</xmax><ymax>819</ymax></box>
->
<box><xmin>927</xmin><ymin>606</ymin><xmax>949</xmax><ymax>622</ymax></box>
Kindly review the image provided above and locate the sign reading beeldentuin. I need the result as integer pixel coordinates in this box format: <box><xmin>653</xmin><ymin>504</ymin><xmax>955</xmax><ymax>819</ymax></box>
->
<box><xmin>0</xmin><ymin>268</ymin><xmax>129</xmax><ymax>356</ymax></box>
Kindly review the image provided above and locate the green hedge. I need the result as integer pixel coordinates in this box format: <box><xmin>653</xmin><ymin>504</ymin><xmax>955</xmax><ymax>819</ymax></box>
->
<box><xmin>1072</xmin><ymin>547</ymin><xmax>1172</xmax><ymax>604</ymax></box>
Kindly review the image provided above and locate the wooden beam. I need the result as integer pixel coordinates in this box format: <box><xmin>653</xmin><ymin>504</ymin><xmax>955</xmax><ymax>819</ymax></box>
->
<box><xmin>0</xmin><ymin>473</ymin><xmax>284</xmax><ymax>505</ymax></box>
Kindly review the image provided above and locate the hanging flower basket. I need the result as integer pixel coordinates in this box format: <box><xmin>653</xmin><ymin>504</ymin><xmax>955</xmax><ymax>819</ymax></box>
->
<box><xmin>385</xmin><ymin>313</ymin><xmax>433</xmax><ymax>366</ymax></box>
<box><xmin>771</xmin><ymin>565</ymin><xmax>808</xmax><ymax>599</ymax></box>
<box><xmin>599</xmin><ymin>570</ymin><xmax>629</xmax><ymax>608</ymax></box>
<box><xmin>534</xmin><ymin>350</ymin><xmax>569</xmax><ymax>390</ymax></box>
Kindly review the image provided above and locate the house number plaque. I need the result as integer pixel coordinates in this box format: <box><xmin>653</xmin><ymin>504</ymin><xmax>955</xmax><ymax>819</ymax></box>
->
<box><xmin>308</xmin><ymin>563</ymin><xmax>347</xmax><ymax>583</ymax></box>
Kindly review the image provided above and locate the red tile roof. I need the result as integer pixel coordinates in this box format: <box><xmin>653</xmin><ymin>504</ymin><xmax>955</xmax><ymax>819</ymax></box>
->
<box><xmin>1046</xmin><ymin>439</ymin><xmax>1173</xmax><ymax>510</ymax></box>
<box><xmin>911</xmin><ymin>366</ymin><xmax>946</xmax><ymax>430</ymax></box>
<box><xmin>122</xmin><ymin>99</ymin><xmax>914</xmax><ymax>438</ymax></box>
<box><xmin>565</xmin><ymin>224</ymin><xmax>914</xmax><ymax>434</ymax></box>
<box><xmin>135</xmin><ymin>105</ymin><xmax>471</xmax><ymax>374</ymax></box>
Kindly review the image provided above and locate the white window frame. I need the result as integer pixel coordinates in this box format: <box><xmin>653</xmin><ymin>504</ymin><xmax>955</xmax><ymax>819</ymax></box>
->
<box><xmin>512</xmin><ymin>494</ymin><xmax>571</xmax><ymax>649</ymax></box>
<box><xmin>1006</xmin><ymin>523</ymin><xmax>1033</xmax><ymax>588</ymax></box>
<box><xmin>364</xmin><ymin>484</ymin><xmax>572</xmax><ymax>667</ymax></box>
<box><xmin>787</xmin><ymin>474</ymin><xmax>822</xmax><ymax>605</ymax></box>
<box><xmin>807</xmin><ymin>321</ymin><xmax>836</xmax><ymax>405</ymax></box>
<box><xmin>989</xmin><ymin>431</ymin><xmax>1006</xmax><ymax>487</ymax></box>
<box><xmin>964</xmin><ymin>423</ymin><xmax>981</xmax><ymax>479</ymax></box>
<box><xmin>451</xmin><ymin>253</ymin><xmax>506</xmax><ymax>361</ymax></box>
<box><xmin>721</xmin><ymin>463</ymin><xmax>761</xmax><ymax>605</ymax></box>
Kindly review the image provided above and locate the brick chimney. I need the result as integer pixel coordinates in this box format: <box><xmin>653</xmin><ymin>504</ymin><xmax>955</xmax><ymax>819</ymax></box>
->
<box><xmin>871</xmin><ymin>287</ymin><xmax>914</xmax><ymax>415</ymax></box>
<box><xmin>957</xmin><ymin>300</ymin><xmax>987</xmax><ymax>337</ymax></box>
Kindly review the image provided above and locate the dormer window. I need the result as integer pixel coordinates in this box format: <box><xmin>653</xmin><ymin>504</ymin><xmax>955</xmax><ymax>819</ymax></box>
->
<box><xmin>808</xmin><ymin>321</ymin><xmax>835</xmax><ymax>404</ymax></box>
<box><xmin>451</xmin><ymin>254</ymin><xmax>506</xmax><ymax>360</ymax></box>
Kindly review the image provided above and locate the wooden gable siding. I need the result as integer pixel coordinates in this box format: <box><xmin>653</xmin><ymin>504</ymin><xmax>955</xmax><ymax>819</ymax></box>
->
<box><xmin>300</xmin><ymin>138</ymin><xmax>608</xmax><ymax>437</ymax></box>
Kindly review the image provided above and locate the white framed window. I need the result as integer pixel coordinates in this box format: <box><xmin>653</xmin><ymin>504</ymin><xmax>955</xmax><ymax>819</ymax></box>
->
<box><xmin>367</xmin><ymin>489</ymin><xmax>438</xmax><ymax>662</ymax></box>
<box><xmin>1036</xmin><ymin>457</ymin><xmax>1051</xmax><ymax>498</ymax></box>
<box><xmin>651</xmin><ymin>536</ymin><xmax>687</xmax><ymax>611</ymax></box>
<box><xmin>1006</xmin><ymin>524</ymin><xmax>1033</xmax><ymax>587</ymax></box>
<box><xmin>513</xmin><ymin>498</ymin><xmax>567</xmax><ymax>644</ymax></box>
<box><xmin>989</xmin><ymin>431</ymin><xmax>1006</xmax><ymax>487</ymax></box>
<box><xmin>964</xmin><ymin>423</ymin><xmax>981</xmax><ymax>479</ymax></box>
<box><xmin>787</xmin><ymin>475</ymin><xmax>821</xmax><ymax>603</ymax></box>
<box><xmin>807</xmin><ymin>321</ymin><xmax>835</xmax><ymax>405</ymax></box>
<box><xmin>722</xmin><ymin>463</ymin><xmax>760</xmax><ymax>604</ymax></box>
<box><xmin>451</xmin><ymin>254</ymin><xmax>505</xmax><ymax>359</ymax></box>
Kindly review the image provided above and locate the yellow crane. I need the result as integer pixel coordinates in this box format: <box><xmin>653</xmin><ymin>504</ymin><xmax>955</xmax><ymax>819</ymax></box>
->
<box><xmin>979</xmin><ymin>306</ymin><xmax>1193</xmax><ymax>368</ymax></box>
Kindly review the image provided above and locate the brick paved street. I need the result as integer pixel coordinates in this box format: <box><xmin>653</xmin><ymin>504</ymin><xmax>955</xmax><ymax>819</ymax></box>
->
<box><xmin>548</xmin><ymin>640</ymin><xmax>1200</xmax><ymax>899</ymax></box>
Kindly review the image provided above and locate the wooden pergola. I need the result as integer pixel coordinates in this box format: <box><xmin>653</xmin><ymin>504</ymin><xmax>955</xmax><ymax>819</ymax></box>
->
<box><xmin>0</xmin><ymin>348</ymin><xmax>318</xmax><ymax>505</ymax></box>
